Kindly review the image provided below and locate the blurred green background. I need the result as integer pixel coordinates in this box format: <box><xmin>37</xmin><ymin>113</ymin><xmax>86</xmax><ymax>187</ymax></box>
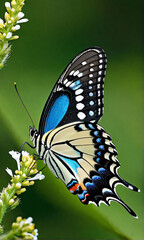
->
<box><xmin>0</xmin><ymin>0</ymin><xmax>142</xmax><ymax>239</ymax></box>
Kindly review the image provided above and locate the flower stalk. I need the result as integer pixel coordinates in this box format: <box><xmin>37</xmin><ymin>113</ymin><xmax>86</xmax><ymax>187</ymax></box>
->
<box><xmin>0</xmin><ymin>216</ymin><xmax>38</xmax><ymax>240</ymax></box>
<box><xmin>0</xmin><ymin>0</ymin><xmax>28</xmax><ymax>69</ymax></box>
<box><xmin>0</xmin><ymin>150</ymin><xmax>45</xmax><ymax>238</ymax></box>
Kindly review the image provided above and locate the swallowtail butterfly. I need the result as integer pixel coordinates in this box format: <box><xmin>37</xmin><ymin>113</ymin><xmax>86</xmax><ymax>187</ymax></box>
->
<box><xmin>28</xmin><ymin>47</ymin><xmax>139</xmax><ymax>217</ymax></box>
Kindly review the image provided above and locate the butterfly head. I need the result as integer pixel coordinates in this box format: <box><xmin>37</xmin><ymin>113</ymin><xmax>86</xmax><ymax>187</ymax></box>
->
<box><xmin>29</xmin><ymin>126</ymin><xmax>38</xmax><ymax>142</ymax></box>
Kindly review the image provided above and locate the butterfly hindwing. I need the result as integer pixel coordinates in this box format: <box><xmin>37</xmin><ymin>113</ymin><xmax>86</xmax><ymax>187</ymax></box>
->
<box><xmin>39</xmin><ymin>47</ymin><xmax>107</xmax><ymax>135</ymax></box>
<box><xmin>43</xmin><ymin>121</ymin><xmax>139</xmax><ymax>217</ymax></box>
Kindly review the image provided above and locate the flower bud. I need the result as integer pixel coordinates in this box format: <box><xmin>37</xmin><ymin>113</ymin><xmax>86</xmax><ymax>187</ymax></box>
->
<box><xmin>4</xmin><ymin>12</ymin><xmax>10</xmax><ymax>21</ymax></box>
<box><xmin>29</xmin><ymin>181</ymin><xmax>34</xmax><ymax>186</ymax></box>
<box><xmin>16</xmin><ymin>216</ymin><xmax>22</xmax><ymax>222</ymax></box>
<box><xmin>0</xmin><ymin>199</ymin><xmax>3</xmax><ymax>207</ymax></box>
<box><xmin>22</xmin><ymin>180</ymin><xmax>29</xmax><ymax>186</ymax></box>
<box><xmin>9</xmin><ymin>198</ymin><xmax>14</xmax><ymax>205</ymax></box>
<box><xmin>15</xmin><ymin>182</ymin><xmax>21</xmax><ymax>189</ymax></box>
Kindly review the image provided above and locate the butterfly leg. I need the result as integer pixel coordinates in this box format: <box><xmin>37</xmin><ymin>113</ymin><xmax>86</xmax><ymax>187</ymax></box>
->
<box><xmin>33</xmin><ymin>155</ymin><xmax>47</xmax><ymax>172</ymax></box>
<box><xmin>20</xmin><ymin>141</ymin><xmax>36</xmax><ymax>152</ymax></box>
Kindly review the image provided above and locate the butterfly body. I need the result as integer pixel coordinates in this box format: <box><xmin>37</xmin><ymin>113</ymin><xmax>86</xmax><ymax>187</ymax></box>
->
<box><xmin>29</xmin><ymin>47</ymin><xmax>139</xmax><ymax>217</ymax></box>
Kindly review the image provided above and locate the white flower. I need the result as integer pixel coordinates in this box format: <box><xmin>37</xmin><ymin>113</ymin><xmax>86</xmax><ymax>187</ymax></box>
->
<box><xmin>17</xmin><ymin>18</ymin><xmax>29</xmax><ymax>24</ymax></box>
<box><xmin>9</xmin><ymin>150</ymin><xmax>21</xmax><ymax>170</ymax></box>
<box><xmin>18</xmin><ymin>12</ymin><xmax>24</xmax><ymax>19</ymax></box>
<box><xmin>6</xmin><ymin>32</ymin><xmax>12</xmax><ymax>39</ymax></box>
<box><xmin>25</xmin><ymin>217</ymin><xmax>33</xmax><ymax>224</ymax></box>
<box><xmin>28</xmin><ymin>173</ymin><xmax>45</xmax><ymax>181</ymax></box>
<box><xmin>5</xmin><ymin>2</ymin><xmax>11</xmax><ymax>8</ymax></box>
<box><xmin>26</xmin><ymin>233</ymin><xmax>38</xmax><ymax>240</ymax></box>
<box><xmin>22</xmin><ymin>151</ymin><xmax>29</xmax><ymax>157</ymax></box>
<box><xmin>0</xmin><ymin>18</ymin><xmax>4</xmax><ymax>24</ymax></box>
<box><xmin>6</xmin><ymin>167</ymin><xmax>13</xmax><ymax>177</ymax></box>
<box><xmin>34</xmin><ymin>229</ymin><xmax>38</xmax><ymax>236</ymax></box>
<box><xmin>15</xmin><ymin>183</ymin><xmax>21</xmax><ymax>189</ymax></box>
<box><xmin>12</xmin><ymin>24</ymin><xmax>20</xmax><ymax>30</ymax></box>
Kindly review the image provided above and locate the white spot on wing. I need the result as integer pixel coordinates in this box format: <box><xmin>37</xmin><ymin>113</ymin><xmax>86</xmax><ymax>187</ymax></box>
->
<box><xmin>112</xmin><ymin>155</ymin><xmax>117</xmax><ymax>162</ymax></box>
<box><xmin>99</xmin><ymin>65</ymin><xmax>102</xmax><ymax>69</ymax></box>
<box><xmin>82</xmin><ymin>61</ymin><xmax>87</xmax><ymax>65</ymax></box>
<box><xmin>105</xmin><ymin>139</ymin><xmax>111</xmax><ymax>145</ymax></box>
<box><xmin>69</xmin><ymin>70</ymin><xmax>74</xmax><ymax>75</ymax></box>
<box><xmin>89</xmin><ymin>80</ymin><xmax>93</xmax><ymax>84</ymax></box>
<box><xmin>65</xmin><ymin>81</ymin><xmax>72</xmax><ymax>87</ymax></box>
<box><xmin>76</xmin><ymin>103</ymin><xmax>84</xmax><ymax>110</ymax></box>
<box><xmin>75</xmin><ymin>95</ymin><xmax>84</xmax><ymax>102</ymax></box>
<box><xmin>102</xmin><ymin>132</ymin><xmax>108</xmax><ymax>138</ymax></box>
<box><xmin>89</xmin><ymin>74</ymin><xmax>93</xmax><ymax>78</ymax></box>
<box><xmin>78</xmin><ymin>72</ymin><xmax>83</xmax><ymax>77</ymax></box>
<box><xmin>110</xmin><ymin>163</ymin><xmax>117</xmax><ymax>174</ymax></box>
<box><xmin>73</xmin><ymin>70</ymin><xmax>79</xmax><ymax>76</ymax></box>
<box><xmin>128</xmin><ymin>185</ymin><xmax>133</xmax><ymax>190</ymax></box>
<box><xmin>108</xmin><ymin>147</ymin><xmax>114</xmax><ymax>153</ymax></box>
<box><xmin>63</xmin><ymin>79</ymin><xmax>68</xmax><ymax>84</ymax></box>
<box><xmin>104</xmin><ymin>152</ymin><xmax>110</xmax><ymax>160</ymax></box>
<box><xmin>75</xmin><ymin>89</ymin><xmax>83</xmax><ymax>95</ymax></box>
<box><xmin>109</xmin><ymin>177</ymin><xmax>118</xmax><ymax>188</ymax></box>
<box><xmin>102</xmin><ymin>188</ymin><xmax>112</xmax><ymax>194</ymax></box>
<box><xmin>77</xmin><ymin>112</ymin><xmax>86</xmax><ymax>120</ymax></box>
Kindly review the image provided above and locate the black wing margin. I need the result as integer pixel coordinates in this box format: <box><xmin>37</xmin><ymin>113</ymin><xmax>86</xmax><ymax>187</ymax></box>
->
<box><xmin>39</xmin><ymin>47</ymin><xmax>107</xmax><ymax>135</ymax></box>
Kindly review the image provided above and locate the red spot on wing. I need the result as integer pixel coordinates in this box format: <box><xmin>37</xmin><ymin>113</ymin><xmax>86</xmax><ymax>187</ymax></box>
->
<box><xmin>69</xmin><ymin>183</ymin><xmax>79</xmax><ymax>194</ymax></box>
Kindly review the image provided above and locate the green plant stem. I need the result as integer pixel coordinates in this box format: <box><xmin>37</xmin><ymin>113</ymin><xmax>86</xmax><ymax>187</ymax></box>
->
<box><xmin>0</xmin><ymin>188</ymin><xmax>16</xmax><ymax>224</ymax></box>
<box><xmin>0</xmin><ymin>230</ymin><xmax>15</xmax><ymax>240</ymax></box>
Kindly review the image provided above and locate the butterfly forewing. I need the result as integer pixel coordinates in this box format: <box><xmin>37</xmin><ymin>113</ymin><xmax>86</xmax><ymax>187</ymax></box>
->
<box><xmin>39</xmin><ymin>47</ymin><xmax>107</xmax><ymax>135</ymax></box>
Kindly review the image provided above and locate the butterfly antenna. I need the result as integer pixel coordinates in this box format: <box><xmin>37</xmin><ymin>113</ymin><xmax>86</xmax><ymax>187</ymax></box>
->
<box><xmin>14</xmin><ymin>82</ymin><xmax>35</xmax><ymax>128</ymax></box>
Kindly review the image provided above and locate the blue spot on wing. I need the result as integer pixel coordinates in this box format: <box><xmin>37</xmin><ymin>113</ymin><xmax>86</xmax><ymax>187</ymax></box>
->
<box><xmin>85</xmin><ymin>182</ymin><xmax>96</xmax><ymax>191</ymax></box>
<box><xmin>69</xmin><ymin>80</ymin><xmax>82</xmax><ymax>90</ymax></box>
<box><xmin>94</xmin><ymin>131</ymin><xmax>99</xmax><ymax>136</ymax></box>
<box><xmin>78</xmin><ymin>190</ymin><xmax>88</xmax><ymax>200</ymax></box>
<box><xmin>88</xmin><ymin>124</ymin><xmax>95</xmax><ymax>130</ymax></box>
<box><xmin>98</xmin><ymin>168</ymin><xmax>106</xmax><ymax>174</ymax></box>
<box><xmin>99</xmin><ymin>145</ymin><xmax>104</xmax><ymax>150</ymax></box>
<box><xmin>44</xmin><ymin>94</ymin><xmax>69</xmax><ymax>132</ymax></box>
<box><xmin>59</xmin><ymin>155</ymin><xmax>80</xmax><ymax>173</ymax></box>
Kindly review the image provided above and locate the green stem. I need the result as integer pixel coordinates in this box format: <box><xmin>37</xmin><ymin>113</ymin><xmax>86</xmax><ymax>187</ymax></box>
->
<box><xmin>0</xmin><ymin>230</ymin><xmax>15</xmax><ymax>240</ymax></box>
<box><xmin>0</xmin><ymin>188</ymin><xmax>16</xmax><ymax>224</ymax></box>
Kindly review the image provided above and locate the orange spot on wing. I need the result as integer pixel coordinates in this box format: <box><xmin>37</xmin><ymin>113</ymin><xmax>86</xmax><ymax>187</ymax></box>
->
<box><xmin>69</xmin><ymin>183</ymin><xmax>79</xmax><ymax>193</ymax></box>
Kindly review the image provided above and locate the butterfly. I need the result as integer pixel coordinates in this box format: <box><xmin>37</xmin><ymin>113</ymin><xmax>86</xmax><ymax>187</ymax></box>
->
<box><xmin>29</xmin><ymin>47</ymin><xmax>139</xmax><ymax>217</ymax></box>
